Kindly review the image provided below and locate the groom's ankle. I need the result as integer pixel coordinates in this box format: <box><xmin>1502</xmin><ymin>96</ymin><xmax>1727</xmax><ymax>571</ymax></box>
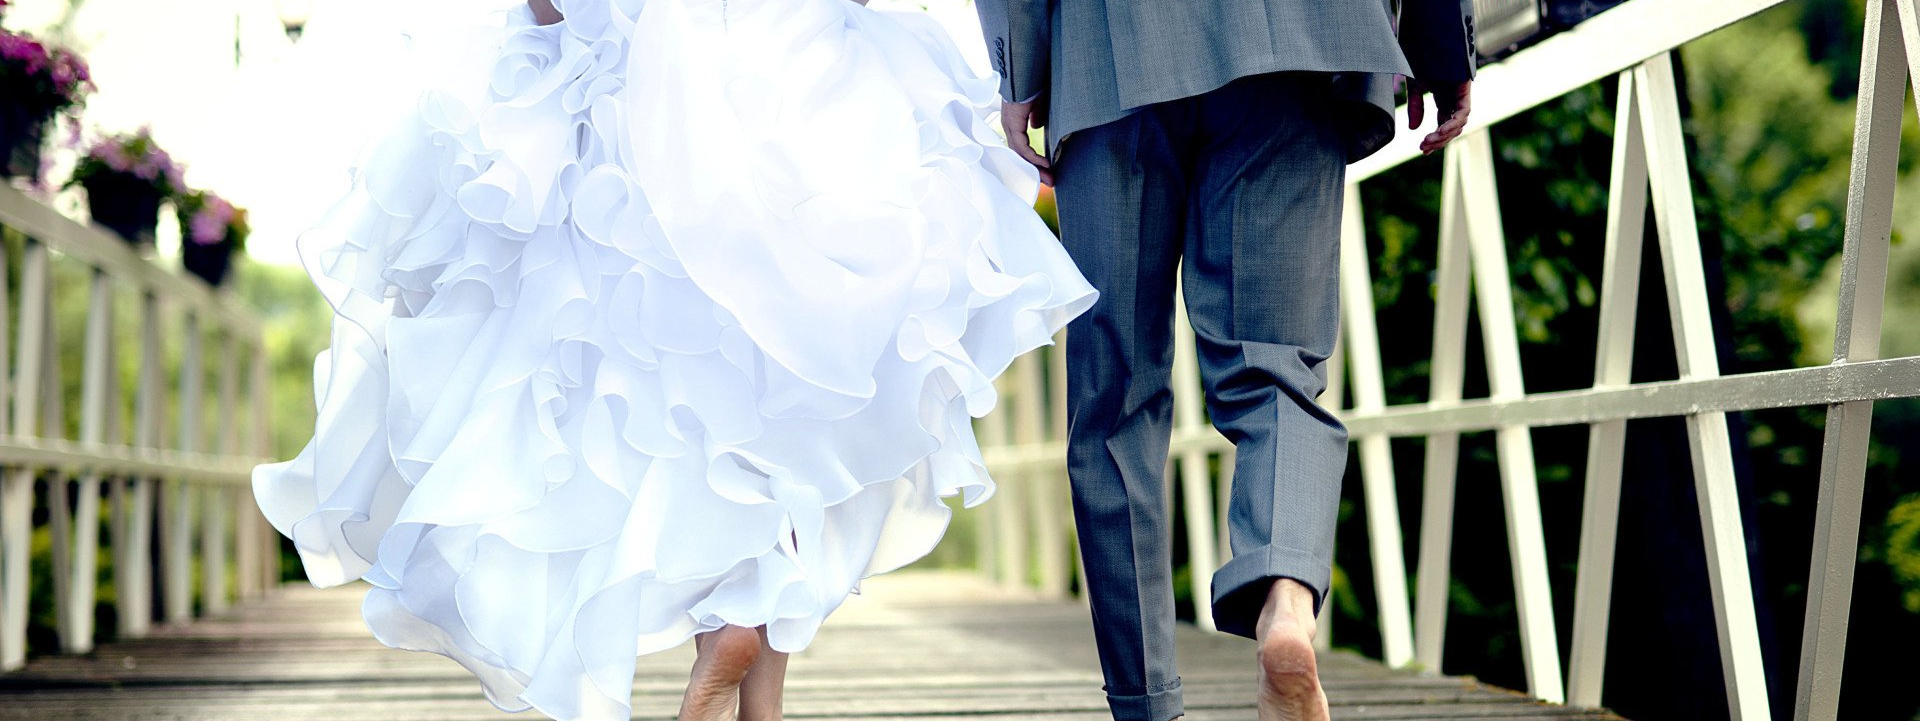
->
<box><xmin>1256</xmin><ymin>578</ymin><xmax>1318</xmax><ymax>642</ymax></box>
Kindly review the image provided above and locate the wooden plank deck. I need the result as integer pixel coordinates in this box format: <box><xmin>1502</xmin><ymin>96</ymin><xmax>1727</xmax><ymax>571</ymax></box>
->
<box><xmin>0</xmin><ymin>571</ymin><xmax>1625</xmax><ymax>720</ymax></box>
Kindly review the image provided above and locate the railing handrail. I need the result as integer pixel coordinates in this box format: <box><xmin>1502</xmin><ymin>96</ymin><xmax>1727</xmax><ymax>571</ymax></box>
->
<box><xmin>0</xmin><ymin>435</ymin><xmax>257</xmax><ymax>483</ymax></box>
<box><xmin>1343</xmin><ymin>354</ymin><xmax>1920</xmax><ymax>436</ymax></box>
<box><xmin>0</xmin><ymin>186</ymin><xmax>263</xmax><ymax>338</ymax></box>
<box><xmin>1351</xmin><ymin>0</ymin><xmax>1785</xmax><ymax>182</ymax></box>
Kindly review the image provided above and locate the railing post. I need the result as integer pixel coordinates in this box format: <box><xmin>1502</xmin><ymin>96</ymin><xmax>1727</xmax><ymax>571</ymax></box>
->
<box><xmin>1456</xmin><ymin>131</ymin><xmax>1565</xmax><ymax>702</ymax></box>
<box><xmin>1014</xmin><ymin>352</ymin><xmax>1069</xmax><ymax>598</ymax></box>
<box><xmin>119</xmin><ymin>292</ymin><xmax>165</xmax><ymax>637</ymax></box>
<box><xmin>104</xmin><ymin>283</ymin><xmax>135</xmax><ymax>640</ymax></box>
<box><xmin>1048</xmin><ymin>330</ymin><xmax>1091</xmax><ymax>605</ymax></box>
<box><xmin>42</xmin><ymin>262</ymin><xmax>74</xmax><ymax>650</ymax></box>
<box><xmin>2</xmin><ymin>239</ymin><xmax>50</xmax><ymax>670</ymax></box>
<box><xmin>1636</xmin><ymin>52</ymin><xmax>1771</xmax><ymax>721</ymax></box>
<box><xmin>1413</xmin><ymin>149</ymin><xmax>1472</xmax><ymax>672</ymax></box>
<box><xmin>977</xmin><ymin>475</ymin><xmax>1000</xmax><ymax>583</ymax></box>
<box><xmin>232</xmin><ymin>338</ymin><xmax>259</xmax><ymax>603</ymax></box>
<box><xmin>1339</xmin><ymin>189</ymin><xmax>1415</xmax><ymax>669</ymax></box>
<box><xmin>984</xmin><ymin>377</ymin><xmax>1026</xmax><ymax>589</ymax></box>
<box><xmin>1795</xmin><ymin>1</ymin><xmax>1906</xmax><ymax>718</ymax></box>
<box><xmin>1323</xmin><ymin>321</ymin><xmax>1348</xmax><ymax>651</ymax></box>
<box><xmin>0</xmin><ymin>229</ymin><xmax>10</xmax><ymax>671</ymax></box>
<box><xmin>252</xmin><ymin>340</ymin><xmax>275</xmax><ymax>594</ymax></box>
<box><xmin>1215</xmin><ymin>450</ymin><xmax>1233</xmax><ymax>579</ymax></box>
<box><xmin>54</xmin><ymin>270</ymin><xmax>116</xmax><ymax>653</ymax></box>
<box><xmin>1170</xmin><ymin>294</ymin><xmax>1220</xmax><ymax>631</ymax></box>
<box><xmin>200</xmin><ymin>330</ymin><xmax>238</xmax><ymax>614</ymax></box>
<box><xmin>162</xmin><ymin>310</ymin><xmax>203</xmax><ymax>624</ymax></box>
<box><xmin>1566</xmin><ymin>69</ymin><xmax>1651</xmax><ymax>708</ymax></box>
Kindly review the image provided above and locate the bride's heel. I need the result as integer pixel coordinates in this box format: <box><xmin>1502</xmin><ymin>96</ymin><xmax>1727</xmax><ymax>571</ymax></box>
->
<box><xmin>679</xmin><ymin>626</ymin><xmax>760</xmax><ymax>720</ymax></box>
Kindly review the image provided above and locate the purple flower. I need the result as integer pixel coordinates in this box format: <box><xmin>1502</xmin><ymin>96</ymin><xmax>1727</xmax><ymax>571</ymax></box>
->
<box><xmin>102</xmin><ymin>143</ymin><xmax>132</xmax><ymax>172</ymax></box>
<box><xmin>188</xmin><ymin>210</ymin><xmax>225</xmax><ymax>245</ymax></box>
<box><xmin>187</xmin><ymin>195</ymin><xmax>237</xmax><ymax>245</ymax></box>
<box><xmin>71</xmin><ymin>128</ymin><xmax>187</xmax><ymax>195</ymax></box>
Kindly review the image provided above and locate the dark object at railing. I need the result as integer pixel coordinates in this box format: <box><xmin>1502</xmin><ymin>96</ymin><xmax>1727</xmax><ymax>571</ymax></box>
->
<box><xmin>0</xmin><ymin>103</ymin><xmax>45</xmax><ymax>179</ymax></box>
<box><xmin>182</xmin><ymin>235</ymin><xmax>235</xmax><ymax>286</ymax></box>
<box><xmin>1472</xmin><ymin>0</ymin><xmax>1628</xmax><ymax>61</ymax></box>
<box><xmin>81</xmin><ymin>172</ymin><xmax>164</xmax><ymax>246</ymax></box>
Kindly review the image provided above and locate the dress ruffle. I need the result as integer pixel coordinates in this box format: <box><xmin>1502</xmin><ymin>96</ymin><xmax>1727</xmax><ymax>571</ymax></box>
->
<box><xmin>251</xmin><ymin>1</ymin><xmax>1094</xmax><ymax>719</ymax></box>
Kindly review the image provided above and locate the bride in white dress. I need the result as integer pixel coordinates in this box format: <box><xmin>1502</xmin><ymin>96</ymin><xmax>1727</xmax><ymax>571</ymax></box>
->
<box><xmin>250</xmin><ymin>0</ymin><xmax>1095</xmax><ymax>718</ymax></box>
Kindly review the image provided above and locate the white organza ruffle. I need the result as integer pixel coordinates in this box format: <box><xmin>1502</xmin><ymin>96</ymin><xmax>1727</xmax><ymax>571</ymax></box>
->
<box><xmin>252</xmin><ymin>0</ymin><xmax>1095</xmax><ymax>719</ymax></box>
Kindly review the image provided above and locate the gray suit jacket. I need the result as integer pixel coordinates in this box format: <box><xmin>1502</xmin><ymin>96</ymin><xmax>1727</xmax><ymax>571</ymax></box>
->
<box><xmin>974</xmin><ymin>0</ymin><xmax>1477</xmax><ymax>161</ymax></box>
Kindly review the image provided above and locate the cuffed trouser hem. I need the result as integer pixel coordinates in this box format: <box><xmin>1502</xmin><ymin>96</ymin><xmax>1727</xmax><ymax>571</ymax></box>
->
<box><xmin>1209</xmin><ymin>544</ymin><xmax>1332</xmax><ymax>640</ymax></box>
<box><xmin>1105</xmin><ymin>677</ymin><xmax>1184</xmax><ymax>721</ymax></box>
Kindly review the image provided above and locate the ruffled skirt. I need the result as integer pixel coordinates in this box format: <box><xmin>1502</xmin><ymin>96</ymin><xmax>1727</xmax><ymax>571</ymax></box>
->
<box><xmin>251</xmin><ymin>0</ymin><xmax>1094</xmax><ymax>718</ymax></box>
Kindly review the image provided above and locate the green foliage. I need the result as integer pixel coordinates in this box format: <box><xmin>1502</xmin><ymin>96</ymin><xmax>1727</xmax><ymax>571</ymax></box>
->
<box><xmin>229</xmin><ymin>259</ymin><xmax>332</xmax><ymax>462</ymax></box>
<box><xmin>1687</xmin><ymin>9</ymin><xmax>1856</xmax><ymax>371</ymax></box>
<box><xmin>1890</xmin><ymin>494</ymin><xmax>1920</xmax><ymax>614</ymax></box>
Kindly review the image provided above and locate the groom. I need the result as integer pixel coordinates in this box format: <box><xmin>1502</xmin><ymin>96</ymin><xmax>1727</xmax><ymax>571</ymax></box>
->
<box><xmin>973</xmin><ymin>1</ymin><xmax>1476</xmax><ymax>719</ymax></box>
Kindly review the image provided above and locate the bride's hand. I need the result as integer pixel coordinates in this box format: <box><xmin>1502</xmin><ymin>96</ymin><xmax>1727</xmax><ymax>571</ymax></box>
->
<box><xmin>529</xmin><ymin>0</ymin><xmax>563</xmax><ymax>25</ymax></box>
<box><xmin>1000</xmin><ymin>97</ymin><xmax>1052</xmax><ymax>186</ymax></box>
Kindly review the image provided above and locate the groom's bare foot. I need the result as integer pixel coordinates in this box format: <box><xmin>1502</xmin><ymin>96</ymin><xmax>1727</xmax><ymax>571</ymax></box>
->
<box><xmin>1254</xmin><ymin>579</ymin><xmax>1330</xmax><ymax>721</ymax></box>
<box><xmin>679</xmin><ymin>625</ymin><xmax>760</xmax><ymax>720</ymax></box>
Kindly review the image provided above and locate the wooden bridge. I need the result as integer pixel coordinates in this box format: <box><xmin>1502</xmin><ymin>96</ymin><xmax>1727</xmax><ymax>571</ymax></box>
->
<box><xmin>3</xmin><ymin>0</ymin><xmax>1919</xmax><ymax>719</ymax></box>
<box><xmin>0</xmin><ymin>572</ymin><xmax>1622</xmax><ymax>721</ymax></box>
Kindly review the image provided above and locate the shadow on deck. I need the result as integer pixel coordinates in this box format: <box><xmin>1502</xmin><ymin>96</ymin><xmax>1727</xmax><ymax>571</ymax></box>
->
<box><xmin>0</xmin><ymin>572</ymin><xmax>1627</xmax><ymax>720</ymax></box>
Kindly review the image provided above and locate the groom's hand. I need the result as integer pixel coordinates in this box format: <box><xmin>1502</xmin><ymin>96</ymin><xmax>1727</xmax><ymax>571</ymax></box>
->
<box><xmin>1000</xmin><ymin>97</ymin><xmax>1053</xmax><ymax>186</ymax></box>
<box><xmin>1407</xmin><ymin>78</ymin><xmax>1472</xmax><ymax>155</ymax></box>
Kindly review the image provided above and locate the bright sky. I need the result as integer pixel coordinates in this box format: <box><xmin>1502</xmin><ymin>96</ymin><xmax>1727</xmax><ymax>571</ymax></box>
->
<box><xmin>2</xmin><ymin>0</ymin><xmax>992</xmax><ymax>266</ymax></box>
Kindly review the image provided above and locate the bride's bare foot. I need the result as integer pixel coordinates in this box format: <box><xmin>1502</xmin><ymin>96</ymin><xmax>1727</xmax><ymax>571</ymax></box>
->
<box><xmin>679</xmin><ymin>626</ymin><xmax>760</xmax><ymax>721</ymax></box>
<box><xmin>737</xmin><ymin>627</ymin><xmax>789</xmax><ymax>721</ymax></box>
<box><xmin>1254</xmin><ymin>579</ymin><xmax>1330</xmax><ymax>721</ymax></box>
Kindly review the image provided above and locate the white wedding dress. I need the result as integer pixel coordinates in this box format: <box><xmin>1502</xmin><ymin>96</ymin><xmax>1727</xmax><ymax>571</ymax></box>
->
<box><xmin>251</xmin><ymin>0</ymin><xmax>1095</xmax><ymax>718</ymax></box>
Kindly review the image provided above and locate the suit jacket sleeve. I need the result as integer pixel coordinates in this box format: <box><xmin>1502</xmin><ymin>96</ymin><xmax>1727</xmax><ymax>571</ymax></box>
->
<box><xmin>1398</xmin><ymin>0</ymin><xmax>1476</xmax><ymax>82</ymax></box>
<box><xmin>974</xmin><ymin>0</ymin><xmax>1051</xmax><ymax>103</ymax></box>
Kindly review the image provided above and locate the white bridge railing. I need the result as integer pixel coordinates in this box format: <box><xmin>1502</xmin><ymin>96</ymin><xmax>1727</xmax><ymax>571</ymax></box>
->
<box><xmin>0</xmin><ymin>184</ymin><xmax>274</xmax><ymax>670</ymax></box>
<box><xmin>970</xmin><ymin>1</ymin><xmax>1920</xmax><ymax>720</ymax></box>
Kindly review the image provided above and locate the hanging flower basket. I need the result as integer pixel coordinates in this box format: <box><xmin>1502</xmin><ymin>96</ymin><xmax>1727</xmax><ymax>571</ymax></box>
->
<box><xmin>181</xmin><ymin>231</ymin><xmax>235</xmax><ymax>285</ymax></box>
<box><xmin>67</xmin><ymin>129</ymin><xmax>184</xmax><ymax>246</ymax></box>
<box><xmin>0</xmin><ymin>102</ymin><xmax>46</xmax><ymax>179</ymax></box>
<box><xmin>0</xmin><ymin>27</ymin><xmax>92</xmax><ymax>182</ymax></box>
<box><xmin>84</xmin><ymin>170</ymin><xmax>168</xmax><ymax>245</ymax></box>
<box><xmin>176</xmin><ymin>189</ymin><xmax>248</xmax><ymax>287</ymax></box>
